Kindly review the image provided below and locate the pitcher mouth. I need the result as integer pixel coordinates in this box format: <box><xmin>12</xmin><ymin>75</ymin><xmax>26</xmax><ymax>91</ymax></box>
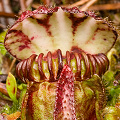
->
<box><xmin>16</xmin><ymin>49</ymin><xmax>109</xmax><ymax>83</ymax></box>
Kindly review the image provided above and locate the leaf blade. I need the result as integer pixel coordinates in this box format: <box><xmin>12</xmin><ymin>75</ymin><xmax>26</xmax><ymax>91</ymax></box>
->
<box><xmin>6</xmin><ymin>72</ymin><xmax>17</xmax><ymax>103</ymax></box>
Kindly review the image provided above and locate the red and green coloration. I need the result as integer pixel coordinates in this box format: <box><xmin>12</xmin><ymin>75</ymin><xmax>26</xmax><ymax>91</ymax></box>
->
<box><xmin>23</xmin><ymin>66</ymin><xmax>105</xmax><ymax>120</ymax></box>
<box><xmin>4</xmin><ymin>7</ymin><xmax>117</xmax><ymax>60</ymax></box>
<box><xmin>16</xmin><ymin>49</ymin><xmax>109</xmax><ymax>83</ymax></box>
<box><xmin>4</xmin><ymin>6</ymin><xmax>118</xmax><ymax>120</ymax></box>
<box><xmin>54</xmin><ymin>65</ymin><xmax>76</xmax><ymax>120</ymax></box>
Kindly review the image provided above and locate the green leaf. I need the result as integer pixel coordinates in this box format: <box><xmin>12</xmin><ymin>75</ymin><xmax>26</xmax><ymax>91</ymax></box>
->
<box><xmin>18</xmin><ymin>87</ymin><xmax>27</xmax><ymax>111</ymax></box>
<box><xmin>102</xmin><ymin>71</ymin><xmax>115</xmax><ymax>87</ymax></box>
<box><xmin>0</xmin><ymin>31</ymin><xmax>7</xmax><ymax>43</ymax></box>
<box><xmin>103</xmin><ymin>106</ymin><xmax>120</xmax><ymax>120</ymax></box>
<box><xmin>107</xmin><ymin>48</ymin><xmax>118</xmax><ymax>71</ymax></box>
<box><xmin>18</xmin><ymin>83</ymin><xmax>27</xmax><ymax>90</ymax></box>
<box><xmin>0</xmin><ymin>43</ymin><xmax>7</xmax><ymax>55</ymax></box>
<box><xmin>1</xmin><ymin>104</ymin><xmax>11</xmax><ymax>114</ymax></box>
<box><xmin>6</xmin><ymin>72</ymin><xmax>17</xmax><ymax>103</ymax></box>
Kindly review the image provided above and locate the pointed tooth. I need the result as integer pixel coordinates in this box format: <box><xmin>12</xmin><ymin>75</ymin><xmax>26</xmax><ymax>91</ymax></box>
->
<box><xmin>16</xmin><ymin>61</ymin><xmax>25</xmax><ymax>82</ymax></box>
<box><xmin>66</xmin><ymin>51</ymin><xmax>71</xmax><ymax>67</ymax></box>
<box><xmin>22</xmin><ymin>59</ymin><xmax>28</xmax><ymax>83</ymax></box>
<box><xmin>27</xmin><ymin>54</ymin><xmax>37</xmax><ymax>81</ymax></box>
<box><xmin>57</xmin><ymin>49</ymin><xmax>63</xmax><ymax>79</ymax></box>
<box><xmin>81</xmin><ymin>52</ymin><xmax>91</xmax><ymax>79</ymax></box>
<box><xmin>37</xmin><ymin>53</ymin><xmax>46</xmax><ymax>80</ymax></box>
<box><xmin>47</xmin><ymin>51</ymin><xmax>55</xmax><ymax>81</ymax></box>
<box><xmin>88</xmin><ymin>54</ymin><xmax>96</xmax><ymax>76</ymax></box>
<box><xmin>93</xmin><ymin>55</ymin><xmax>102</xmax><ymax>76</ymax></box>
<box><xmin>74</xmin><ymin>52</ymin><xmax>81</xmax><ymax>80</ymax></box>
